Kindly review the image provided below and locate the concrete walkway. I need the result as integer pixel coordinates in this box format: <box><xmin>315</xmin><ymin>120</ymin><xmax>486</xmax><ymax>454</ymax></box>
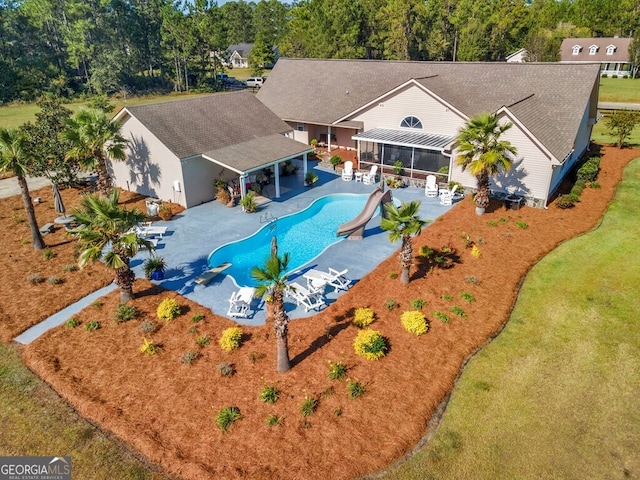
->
<box><xmin>12</xmin><ymin>162</ymin><xmax>456</xmax><ymax>344</ymax></box>
<box><xmin>598</xmin><ymin>102</ymin><xmax>640</xmax><ymax>111</ymax></box>
<box><xmin>0</xmin><ymin>175</ymin><xmax>51</xmax><ymax>199</ymax></box>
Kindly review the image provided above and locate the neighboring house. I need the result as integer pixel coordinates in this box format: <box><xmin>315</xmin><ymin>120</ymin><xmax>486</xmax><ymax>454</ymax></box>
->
<box><xmin>110</xmin><ymin>92</ymin><xmax>313</xmax><ymax>208</ymax></box>
<box><xmin>506</xmin><ymin>48</ymin><xmax>528</xmax><ymax>63</ymax></box>
<box><xmin>226</xmin><ymin>43</ymin><xmax>280</xmax><ymax>69</ymax></box>
<box><xmin>560</xmin><ymin>37</ymin><xmax>634</xmax><ymax>77</ymax></box>
<box><xmin>257</xmin><ymin>58</ymin><xmax>601</xmax><ymax>208</ymax></box>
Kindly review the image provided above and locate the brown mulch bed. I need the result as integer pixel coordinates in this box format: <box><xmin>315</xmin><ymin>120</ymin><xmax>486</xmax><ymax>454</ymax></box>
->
<box><xmin>16</xmin><ymin>146</ymin><xmax>639</xmax><ymax>480</ymax></box>
<box><xmin>0</xmin><ymin>186</ymin><xmax>182</xmax><ymax>344</ymax></box>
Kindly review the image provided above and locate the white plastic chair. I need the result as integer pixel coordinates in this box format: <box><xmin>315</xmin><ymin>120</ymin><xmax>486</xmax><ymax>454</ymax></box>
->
<box><xmin>424</xmin><ymin>175</ymin><xmax>439</xmax><ymax>197</ymax></box>
<box><xmin>439</xmin><ymin>184</ymin><xmax>458</xmax><ymax>205</ymax></box>
<box><xmin>362</xmin><ymin>165</ymin><xmax>378</xmax><ymax>185</ymax></box>
<box><xmin>320</xmin><ymin>267</ymin><xmax>351</xmax><ymax>291</ymax></box>
<box><xmin>341</xmin><ymin>161</ymin><xmax>353</xmax><ymax>181</ymax></box>
<box><xmin>227</xmin><ymin>287</ymin><xmax>255</xmax><ymax>317</ymax></box>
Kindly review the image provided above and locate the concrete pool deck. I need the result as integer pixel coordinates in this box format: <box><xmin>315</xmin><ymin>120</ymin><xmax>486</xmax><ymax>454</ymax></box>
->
<box><xmin>131</xmin><ymin>162</ymin><xmax>455</xmax><ymax>326</ymax></box>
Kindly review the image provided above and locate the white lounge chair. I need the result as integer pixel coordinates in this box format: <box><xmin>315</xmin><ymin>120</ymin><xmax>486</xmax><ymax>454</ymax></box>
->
<box><xmin>341</xmin><ymin>161</ymin><xmax>353</xmax><ymax>181</ymax></box>
<box><xmin>136</xmin><ymin>223</ymin><xmax>168</xmax><ymax>238</ymax></box>
<box><xmin>227</xmin><ymin>287</ymin><xmax>255</xmax><ymax>318</ymax></box>
<box><xmin>439</xmin><ymin>184</ymin><xmax>458</xmax><ymax>205</ymax></box>
<box><xmin>321</xmin><ymin>267</ymin><xmax>351</xmax><ymax>291</ymax></box>
<box><xmin>287</xmin><ymin>282</ymin><xmax>326</xmax><ymax>312</ymax></box>
<box><xmin>362</xmin><ymin>165</ymin><xmax>378</xmax><ymax>185</ymax></box>
<box><xmin>425</xmin><ymin>175</ymin><xmax>438</xmax><ymax>197</ymax></box>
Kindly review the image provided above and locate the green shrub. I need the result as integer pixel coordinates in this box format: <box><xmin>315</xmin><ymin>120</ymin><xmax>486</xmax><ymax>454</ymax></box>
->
<box><xmin>66</xmin><ymin>318</ymin><xmax>80</xmax><ymax>328</ymax></box>
<box><xmin>330</xmin><ymin>155</ymin><xmax>342</xmax><ymax>169</ymax></box>
<box><xmin>62</xmin><ymin>264</ymin><xmax>79</xmax><ymax>273</ymax></box>
<box><xmin>156</xmin><ymin>298</ymin><xmax>181</xmax><ymax>321</ymax></box>
<box><xmin>385</xmin><ymin>299</ymin><xmax>398</xmax><ymax>310</ymax></box>
<box><xmin>219</xmin><ymin>327</ymin><xmax>243</xmax><ymax>352</ymax></box>
<box><xmin>353</xmin><ymin>329</ymin><xmax>387</xmax><ymax>360</ymax></box>
<box><xmin>328</xmin><ymin>361</ymin><xmax>347</xmax><ymax>380</ymax></box>
<box><xmin>259</xmin><ymin>385</ymin><xmax>280</xmax><ymax>404</ymax></box>
<box><xmin>486</xmin><ymin>220</ymin><xmax>498</xmax><ymax>227</ymax></box>
<box><xmin>410</xmin><ymin>298</ymin><xmax>426</xmax><ymax>309</ymax></box>
<box><xmin>266</xmin><ymin>414</ymin><xmax>282</xmax><ymax>427</ymax></box>
<box><xmin>188</xmin><ymin>326</ymin><xmax>198</xmax><ymax>334</ymax></box>
<box><xmin>346</xmin><ymin>380</ymin><xmax>366</xmax><ymax>398</ymax></box>
<box><xmin>239</xmin><ymin>191</ymin><xmax>258</xmax><ymax>213</ymax></box>
<box><xmin>401</xmin><ymin>311</ymin><xmax>429</xmax><ymax>336</ymax></box>
<box><xmin>419</xmin><ymin>245</ymin><xmax>434</xmax><ymax>258</ymax></box>
<box><xmin>215</xmin><ymin>406</ymin><xmax>241</xmax><ymax>433</ymax></box>
<box><xmin>516</xmin><ymin>221</ymin><xmax>528</xmax><ymax>229</ymax></box>
<box><xmin>300</xmin><ymin>396</ymin><xmax>317</xmax><ymax>417</ymax></box>
<box><xmin>352</xmin><ymin>307</ymin><xmax>375</xmax><ymax>328</ymax></box>
<box><xmin>434</xmin><ymin>311</ymin><xmax>450</xmax><ymax>323</ymax></box>
<box><xmin>114</xmin><ymin>303</ymin><xmax>138</xmax><ymax>322</ymax></box>
<box><xmin>556</xmin><ymin>194</ymin><xmax>575</xmax><ymax>209</ymax></box>
<box><xmin>441</xmin><ymin>293</ymin><xmax>453</xmax><ymax>301</ymax></box>
<box><xmin>451</xmin><ymin>306</ymin><xmax>467</xmax><ymax>318</ymax></box>
<box><xmin>460</xmin><ymin>292</ymin><xmax>476</xmax><ymax>303</ymax></box>
<box><xmin>84</xmin><ymin>320</ymin><xmax>100</xmax><ymax>331</ymax></box>
<box><xmin>181</xmin><ymin>350</ymin><xmax>201</xmax><ymax>364</ymax></box>
<box><xmin>192</xmin><ymin>313</ymin><xmax>205</xmax><ymax>323</ymax></box>
<box><xmin>43</xmin><ymin>249</ymin><xmax>56</xmax><ymax>260</ymax></box>
<box><xmin>27</xmin><ymin>274</ymin><xmax>45</xmax><ymax>285</ymax></box>
<box><xmin>196</xmin><ymin>335</ymin><xmax>211</xmax><ymax>347</ymax></box>
<box><xmin>577</xmin><ymin>157</ymin><xmax>600</xmax><ymax>182</ymax></box>
<box><xmin>389</xmin><ymin>272</ymin><xmax>398</xmax><ymax>279</ymax></box>
<box><xmin>589</xmin><ymin>181</ymin><xmax>601</xmax><ymax>189</ymax></box>
<box><xmin>248</xmin><ymin>351</ymin><xmax>266</xmax><ymax>364</ymax></box>
<box><xmin>47</xmin><ymin>276</ymin><xmax>64</xmax><ymax>285</ymax></box>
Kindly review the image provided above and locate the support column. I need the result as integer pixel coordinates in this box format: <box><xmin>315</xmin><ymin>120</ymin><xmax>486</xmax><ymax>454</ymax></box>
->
<box><xmin>274</xmin><ymin>164</ymin><xmax>281</xmax><ymax>198</ymax></box>
<box><xmin>303</xmin><ymin>153</ymin><xmax>308</xmax><ymax>178</ymax></box>
<box><xmin>239</xmin><ymin>173</ymin><xmax>248</xmax><ymax>199</ymax></box>
<box><xmin>327</xmin><ymin>126</ymin><xmax>332</xmax><ymax>153</ymax></box>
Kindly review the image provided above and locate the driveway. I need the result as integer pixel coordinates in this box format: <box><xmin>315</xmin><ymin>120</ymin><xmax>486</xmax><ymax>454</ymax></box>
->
<box><xmin>0</xmin><ymin>176</ymin><xmax>51</xmax><ymax>199</ymax></box>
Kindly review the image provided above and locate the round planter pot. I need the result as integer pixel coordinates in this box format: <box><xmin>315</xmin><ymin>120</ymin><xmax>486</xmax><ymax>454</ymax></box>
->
<box><xmin>475</xmin><ymin>206</ymin><xmax>486</xmax><ymax>216</ymax></box>
<box><xmin>150</xmin><ymin>270</ymin><xmax>165</xmax><ymax>281</ymax></box>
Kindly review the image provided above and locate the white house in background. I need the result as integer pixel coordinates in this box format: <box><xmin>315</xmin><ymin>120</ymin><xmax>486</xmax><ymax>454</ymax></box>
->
<box><xmin>506</xmin><ymin>48</ymin><xmax>528</xmax><ymax>62</ymax></box>
<box><xmin>560</xmin><ymin>37</ymin><xmax>634</xmax><ymax>77</ymax></box>
<box><xmin>110</xmin><ymin>92</ymin><xmax>312</xmax><ymax>208</ymax></box>
<box><xmin>225</xmin><ymin>43</ymin><xmax>280</xmax><ymax>69</ymax></box>
<box><xmin>257</xmin><ymin>58</ymin><xmax>601</xmax><ymax>208</ymax></box>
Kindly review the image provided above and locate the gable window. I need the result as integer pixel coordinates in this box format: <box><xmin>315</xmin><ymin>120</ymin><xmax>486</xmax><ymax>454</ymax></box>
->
<box><xmin>606</xmin><ymin>45</ymin><xmax>616</xmax><ymax>55</ymax></box>
<box><xmin>572</xmin><ymin>45</ymin><xmax>582</xmax><ymax>55</ymax></box>
<box><xmin>589</xmin><ymin>45</ymin><xmax>599</xmax><ymax>55</ymax></box>
<box><xmin>296</xmin><ymin>123</ymin><xmax>306</xmax><ymax>131</ymax></box>
<box><xmin>400</xmin><ymin>116</ymin><xmax>423</xmax><ymax>129</ymax></box>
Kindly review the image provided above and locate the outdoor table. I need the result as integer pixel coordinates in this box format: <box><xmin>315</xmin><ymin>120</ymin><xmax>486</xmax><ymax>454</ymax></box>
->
<box><xmin>54</xmin><ymin>215</ymin><xmax>76</xmax><ymax>226</ymax></box>
<box><xmin>354</xmin><ymin>171</ymin><xmax>364</xmax><ymax>182</ymax></box>
<box><xmin>303</xmin><ymin>270</ymin><xmax>328</xmax><ymax>292</ymax></box>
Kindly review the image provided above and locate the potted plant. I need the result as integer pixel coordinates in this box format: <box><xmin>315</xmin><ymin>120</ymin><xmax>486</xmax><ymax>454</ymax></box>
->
<box><xmin>393</xmin><ymin>160</ymin><xmax>405</xmax><ymax>176</ymax></box>
<box><xmin>304</xmin><ymin>171</ymin><xmax>319</xmax><ymax>187</ymax></box>
<box><xmin>310</xmin><ymin>138</ymin><xmax>318</xmax><ymax>150</ymax></box>
<box><xmin>158</xmin><ymin>204</ymin><xmax>173</xmax><ymax>221</ymax></box>
<box><xmin>239</xmin><ymin>191</ymin><xmax>258</xmax><ymax>213</ymax></box>
<box><xmin>329</xmin><ymin>155</ymin><xmax>342</xmax><ymax>171</ymax></box>
<box><xmin>214</xmin><ymin>177</ymin><xmax>231</xmax><ymax>205</ymax></box>
<box><xmin>144</xmin><ymin>256</ymin><xmax>167</xmax><ymax>280</ymax></box>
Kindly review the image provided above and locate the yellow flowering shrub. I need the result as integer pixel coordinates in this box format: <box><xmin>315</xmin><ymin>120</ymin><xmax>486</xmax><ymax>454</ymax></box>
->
<box><xmin>470</xmin><ymin>245</ymin><xmax>481</xmax><ymax>258</ymax></box>
<box><xmin>140</xmin><ymin>338</ymin><xmax>160</xmax><ymax>355</ymax></box>
<box><xmin>401</xmin><ymin>310</ymin><xmax>429</xmax><ymax>336</ymax></box>
<box><xmin>352</xmin><ymin>307</ymin><xmax>375</xmax><ymax>328</ymax></box>
<box><xmin>157</xmin><ymin>298</ymin><xmax>181</xmax><ymax>321</ymax></box>
<box><xmin>219</xmin><ymin>327</ymin><xmax>243</xmax><ymax>352</ymax></box>
<box><xmin>353</xmin><ymin>329</ymin><xmax>387</xmax><ymax>360</ymax></box>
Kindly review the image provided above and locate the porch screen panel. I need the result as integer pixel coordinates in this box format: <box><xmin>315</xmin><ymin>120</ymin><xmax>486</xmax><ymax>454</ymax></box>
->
<box><xmin>413</xmin><ymin>149</ymin><xmax>449</xmax><ymax>174</ymax></box>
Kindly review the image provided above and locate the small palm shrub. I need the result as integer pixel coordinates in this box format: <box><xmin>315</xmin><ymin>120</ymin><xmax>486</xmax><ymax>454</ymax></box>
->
<box><xmin>451</xmin><ymin>306</ymin><xmax>467</xmax><ymax>318</ymax></box>
<box><xmin>401</xmin><ymin>311</ymin><xmax>429</xmax><ymax>336</ymax></box>
<box><xmin>157</xmin><ymin>298</ymin><xmax>181</xmax><ymax>321</ymax></box>
<box><xmin>66</xmin><ymin>318</ymin><xmax>80</xmax><ymax>328</ymax></box>
<box><xmin>460</xmin><ymin>292</ymin><xmax>476</xmax><ymax>303</ymax></box>
<box><xmin>259</xmin><ymin>385</ymin><xmax>280</xmax><ymax>404</ymax></box>
<box><xmin>328</xmin><ymin>361</ymin><xmax>347</xmax><ymax>380</ymax></box>
<box><xmin>434</xmin><ymin>311</ymin><xmax>450</xmax><ymax>323</ymax></box>
<box><xmin>84</xmin><ymin>320</ymin><xmax>100</xmax><ymax>331</ymax></box>
<box><xmin>352</xmin><ymin>307</ymin><xmax>375</xmax><ymax>328</ymax></box>
<box><xmin>140</xmin><ymin>338</ymin><xmax>160</xmax><ymax>355</ymax></box>
<box><xmin>346</xmin><ymin>380</ymin><xmax>366</xmax><ymax>398</ymax></box>
<box><xmin>219</xmin><ymin>327</ymin><xmax>243</xmax><ymax>352</ymax></box>
<box><xmin>215</xmin><ymin>406</ymin><xmax>241</xmax><ymax>433</ymax></box>
<box><xmin>410</xmin><ymin>298</ymin><xmax>426</xmax><ymax>309</ymax></box>
<box><xmin>353</xmin><ymin>329</ymin><xmax>387</xmax><ymax>360</ymax></box>
<box><xmin>114</xmin><ymin>303</ymin><xmax>138</xmax><ymax>322</ymax></box>
<box><xmin>266</xmin><ymin>414</ymin><xmax>282</xmax><ymax>427</ymax></box>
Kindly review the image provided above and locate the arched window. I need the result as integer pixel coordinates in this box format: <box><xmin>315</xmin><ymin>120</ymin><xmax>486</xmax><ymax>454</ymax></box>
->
<box><xmin>400</xmin><ymin>116</ymin><xmax>423</xmax><ymax>129</ymax></box>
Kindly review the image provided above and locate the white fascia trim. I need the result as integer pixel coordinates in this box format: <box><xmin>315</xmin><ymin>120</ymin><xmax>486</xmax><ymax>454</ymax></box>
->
<box><xmin>111</xmin><ymin>107</ymin><xmax>131</xmax><ymax>123</ymax></box>
<box><xmin>334</xmin><ymin>78</ymin><xmax>469</xmax><ymax>125</ymax></box>
<box><xmin>495</xmin><ymin>106</ymin><xmax>561</xmax><ymax>166</ymax></box>
<box><xmin>200</xmin><ymin>154</ymin><xmax>244</xmax><ymax>175</ymax></box>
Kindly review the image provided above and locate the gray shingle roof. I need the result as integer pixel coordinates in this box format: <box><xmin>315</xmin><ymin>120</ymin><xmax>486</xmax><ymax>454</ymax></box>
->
<box><xmin>123</xmin><ymin>91</ymin><xmax>292</xmax><ymax>159</ymax></box>
<box><xmin>257</xmin><ymin>58</ymin><xmax>601</xmax><ymax>161</ymax></box>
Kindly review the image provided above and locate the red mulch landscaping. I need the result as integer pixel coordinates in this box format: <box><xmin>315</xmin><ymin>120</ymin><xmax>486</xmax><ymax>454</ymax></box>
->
<box><xmin>13</xmin><ymin>146</ymin><xmax>639</xmax><ymax>479</ymax></box>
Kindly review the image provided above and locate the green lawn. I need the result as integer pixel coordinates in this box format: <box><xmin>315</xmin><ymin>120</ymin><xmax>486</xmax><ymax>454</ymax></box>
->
<box><xmin>591</xmin><ymin>119</ymin><xmax>640</xmax><ymax>147</ymax></box>
<box><xmin>385</xmin><ymin>158</ymin><xmax>640</xmax><ymax>480</ymax></box>
<box><xmin>598</xmin><ymin>77</ymin><xmax>640</xmax><ymax>103</ymax></box>
<box><xmin>0</xmin><ymin>343</ymin><xmax>168</xmax><ymax>479</ymax></box>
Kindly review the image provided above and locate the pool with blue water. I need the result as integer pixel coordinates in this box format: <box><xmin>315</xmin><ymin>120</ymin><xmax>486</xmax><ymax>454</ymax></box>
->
<box><xmin>208</xmin><ymin>194</ymin><xmax>371</xmax><ymax>287</ymax></box>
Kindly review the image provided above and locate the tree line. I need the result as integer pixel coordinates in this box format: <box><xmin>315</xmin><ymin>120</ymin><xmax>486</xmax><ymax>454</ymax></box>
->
<box><xmin>1</xmin><ymin>0</ymin><xmax>638</xmax><ymax>103</ymax></box>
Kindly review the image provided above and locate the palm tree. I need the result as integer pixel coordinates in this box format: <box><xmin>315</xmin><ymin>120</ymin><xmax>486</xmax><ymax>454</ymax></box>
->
<box><xmin>62</xmin><ymin>109</ymin><xmax>128</xmax><ymax>195</ymax></box>
<box><xmin>381</xmin><ymin>201</ymin><xmax>426</xmax><ymax>285</ymax></box>
<box><xmin>0</xmin><ymin>128</ymin><xmax>45</xmax><ymax>250</ymax></box>
<box><xmin>251</xmin><ymin>252</ymin><xmax>292</xmax><ymax>373</ymax></box>
<box><xmin>73</xmin><ymin>190</ymin><xmax>150</xmax><ymax>302</ymax></box>
<box><xmin>456</xmin><ymin>113</ymin><xmax>517</xmax><ymax>213</ymax></box>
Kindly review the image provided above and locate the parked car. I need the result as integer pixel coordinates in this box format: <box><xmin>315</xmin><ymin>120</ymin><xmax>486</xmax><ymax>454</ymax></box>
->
<box><xmin>246</xmin><ymin>77</ymin><xmax>266</xmax><ymax>88</ymax></box>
